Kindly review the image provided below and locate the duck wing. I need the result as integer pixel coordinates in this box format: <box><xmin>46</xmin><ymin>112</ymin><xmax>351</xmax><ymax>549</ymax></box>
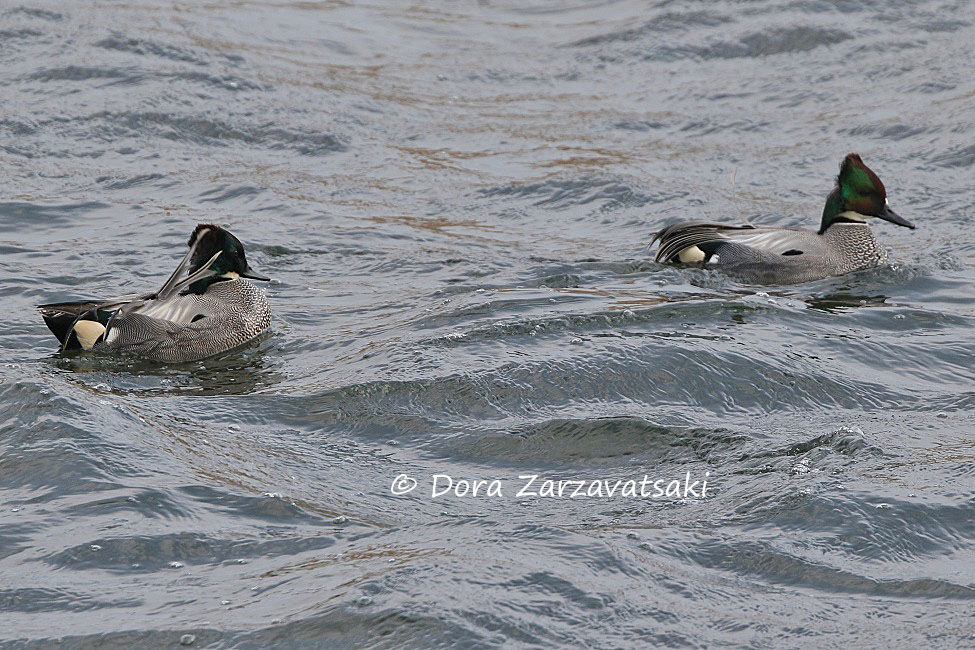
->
<box><xmin>38</xmin><ymin>296</ymin><xmax>149</xmax><ymax>348</ymax></box>
<box><xmin>102</xmin><ymin>302</ymin><xmax>267</xmax><ymax>363</ymax></box>
<box><xmin>98</xmin><ymin>312</ymin><xmax>202</xmax><ymax>361</ymax></box>
<box><xmin>652</xmin><ymin>221</ymin><xmax>822</xmax><ymax>262</ymax></box>
<box><xmin>38</xmin><ymin>296</ymin><xmax>225</xmax><ymax>358</ymax></box>
<box><xmin>37</xmin><ymin>247</ymin><xmax>223</xmax><ymax>347</ymax></box>
<box><xmin>154</xmin><ymin>249</ymin><xmax>222</xmax><ymax>301</ymax></box>
<box><xmin>122</xmin><ymin>292</ymin><xmax>208</xmax><ymax>325</ymax></box>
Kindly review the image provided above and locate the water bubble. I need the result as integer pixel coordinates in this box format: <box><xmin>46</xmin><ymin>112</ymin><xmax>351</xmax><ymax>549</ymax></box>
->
<box><xmin>168</xmin><ymin>561</ymin><xmax>184</xmax><ymax>569</ymax></box>
<box><xmin>936</xmin><ymin>412</ymin><xmax>948</xmax><ymax>419</ymax></box>
<box><xmin>622</xmin><ymin>309</ymin><xmax>635</xmax><ymax>318</ymax></box>
<box><xmin>791</xmin><ymin>460</ymin><xmax>810</xmax><ymax>476</ymax></box>
<box><xmin>236</xmin><ymin>558</ymin><xmax>247</xmax><ymax>564</ymax></box>
<box><xmin>356</xmin><ymin>595</ymin><xmax>373</xmax><ymax>606</ymax></box>
<box><xmin>332</xmin><ymin>515</ymin><xmax>349</xmax><ymax>524</ymax></box>
<box><xmin>626</xmin><ymin>532</ymin><xmax>639</xmax><ymax>539</ymax></box>
<box><xmin>180</xmin><ymin>634</ymin><xmax>196</xmax><ymax>646</ymax></box>
<box><xmin>874</xmin><ymin>503</ymin><xmax>891</xmax><ymax>509</ymax></box>
<box><xmin>570</xmin><ymin>337</ymin><xmax>583</xmax><ymax>345</ymax></box>
<box><xmin>90</xmin><ymin>544</ymin><xmax>102</xmax><ymax>551</ymax></box>
<box><xmin>221</xmin><ymin>600</ymin><xmax>231</xmax><ymax>605</ymax></box>
<box><xmin>228</xmin><ymin>424</ymin><xmax>240</xmax><ymax>432</ymax></box>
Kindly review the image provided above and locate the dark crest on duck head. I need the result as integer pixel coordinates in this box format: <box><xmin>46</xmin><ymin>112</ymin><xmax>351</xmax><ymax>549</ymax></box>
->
<box><xmin>819</xmin><ymin>154</ymin><xmax>914</xmax><ymax>233</ymax></box>
<box><xmin>187</xmin><ymin>224</ymin><xmax>270</xmax><ymax>282</ymax></box>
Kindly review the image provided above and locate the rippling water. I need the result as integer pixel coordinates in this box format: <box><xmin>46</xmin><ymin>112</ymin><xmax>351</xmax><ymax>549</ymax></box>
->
<box><xmin>2</xmin><ymin>0</ymin><xmax>974</xmax><ymax>647</ymax></box>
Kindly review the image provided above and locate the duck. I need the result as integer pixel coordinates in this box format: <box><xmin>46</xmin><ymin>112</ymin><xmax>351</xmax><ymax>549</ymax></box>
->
<box><xmin>38</xmin><ymin>224</ymin><xmax>271</xmax><ymax>363</ymax></box>
<box><xmin>651</xmin><ymin>153</ymin><xmax>915</xmax><ymax>285</ymax></box>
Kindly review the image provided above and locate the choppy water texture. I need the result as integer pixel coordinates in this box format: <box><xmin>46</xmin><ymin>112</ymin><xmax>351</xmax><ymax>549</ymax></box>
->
<box><xmin>2</xmin><ymin>0</ymin><xmax>974</xmax><ymax>647</ymax></box>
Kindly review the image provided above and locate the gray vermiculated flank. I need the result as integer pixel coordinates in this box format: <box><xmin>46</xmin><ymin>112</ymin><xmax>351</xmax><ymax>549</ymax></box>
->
<box><xmin>96</xmin><ymin>278</ymin><xmax>271</xmax><ymax>362</ymax></box>
<box><xmin>653</xmin><ymin>222</ymin><xmax>888</xmax><ymax>285</ymax></box>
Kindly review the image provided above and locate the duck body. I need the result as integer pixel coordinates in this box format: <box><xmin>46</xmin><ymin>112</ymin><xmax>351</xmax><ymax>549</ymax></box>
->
<box><xmin>653</xmin><ymin>219</ymin><xmax>887</xmax><ymax>285</ymax></box>
<box><xmin>39</xmin><ymin>224</ymin><xmax>271</xmax><ymax>363</ymax></box>
<box><xmin>652</xmin><ymin>154</ymin><xmax>914</xmax><ymax>285</ymax></box>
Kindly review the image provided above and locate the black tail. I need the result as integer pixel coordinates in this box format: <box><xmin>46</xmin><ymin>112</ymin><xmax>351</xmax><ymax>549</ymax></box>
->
<box><xmin>651</xmin><ymin>221</ymin><xmax>756</xmax><ymax>263</ymax></box>
<box><xmin>38</xmin><ymin>301</ymin><xmax>104</xmax><ymax>349</ymax></box>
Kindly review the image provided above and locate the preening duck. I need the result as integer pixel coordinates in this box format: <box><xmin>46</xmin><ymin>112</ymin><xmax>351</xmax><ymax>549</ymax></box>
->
<box><xmin>39</xmin><ymin>224</ymin><xmax>271</xmax><ymax>363</ymax></box>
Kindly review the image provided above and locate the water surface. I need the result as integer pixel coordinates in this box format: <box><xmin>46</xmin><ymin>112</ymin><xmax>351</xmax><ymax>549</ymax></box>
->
<box><xmin>1</xmin><ymin>0</ymin><xmax>973</xmax><ymax>647</ymax></box>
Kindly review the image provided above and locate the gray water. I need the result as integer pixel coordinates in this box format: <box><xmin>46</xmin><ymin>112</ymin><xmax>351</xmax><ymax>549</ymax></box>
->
<box><xmin>1</xmin><ymin>0</ymin><xmax>974</xmax><ymax>647</ymax></box>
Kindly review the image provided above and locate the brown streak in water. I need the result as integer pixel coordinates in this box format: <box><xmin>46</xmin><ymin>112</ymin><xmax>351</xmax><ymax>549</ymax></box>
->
<box><xmin>397</xmin><ymin>146</ymin><xmax>498</xmax><ymax>161</ymax></box>
<box><xmin>362</xmin><ymin>214</ymin><xmax>505</xmax><ymax>243</ymax></box>
<box><xmin>259</xmin><ymin>545</ymin><xmax>445</xmax><ymax>579</ymax></box>
<box><xmin>286</xmin><ymin>1</ymin><xmax>352</xmax><ymax>10</ymax></box>
<box><xmin>535</xmin><ymin>155</ymin><xmax>620</xmax><ymax>169</ymax></box>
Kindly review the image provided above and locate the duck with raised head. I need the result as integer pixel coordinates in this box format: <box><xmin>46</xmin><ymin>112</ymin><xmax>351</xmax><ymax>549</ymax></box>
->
<box><xmin>38</xmin><ymin>224</ymin><xmax>271</xmax><ymax>363</ymax></box>
<box><xmin>651</xmin><ymin>154</ymin><xmax>915</xmax><ymax>285</ymax></box>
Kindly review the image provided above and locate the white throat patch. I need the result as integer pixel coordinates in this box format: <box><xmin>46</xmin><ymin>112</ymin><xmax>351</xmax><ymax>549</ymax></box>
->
<box><xmin>835</xmin><ymin>211</ymin><xmax>870</xmax><ymax>223</ymax></box>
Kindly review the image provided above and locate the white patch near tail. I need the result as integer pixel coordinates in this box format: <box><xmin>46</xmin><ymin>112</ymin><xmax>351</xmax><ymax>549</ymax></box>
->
<box><xmin>678</xmin><ymin>246</ymin><xmax>706</xmax><ymax>263</ymax></box>
<box><xmin>73</xmin><ymin>320</ymin><xmax>106</xmax><ymax>350</ymax></box>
